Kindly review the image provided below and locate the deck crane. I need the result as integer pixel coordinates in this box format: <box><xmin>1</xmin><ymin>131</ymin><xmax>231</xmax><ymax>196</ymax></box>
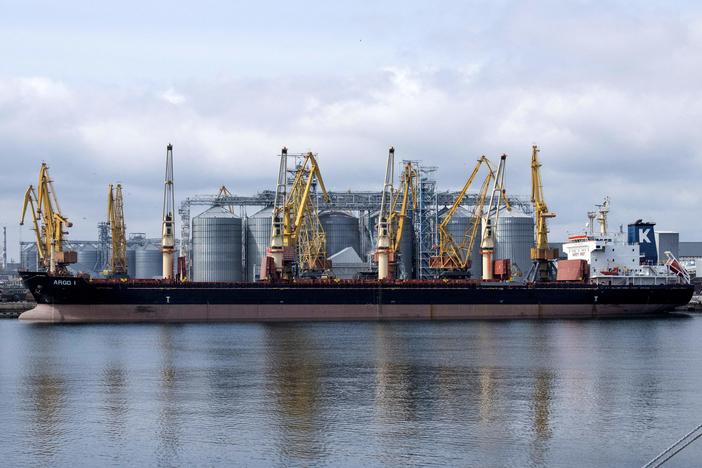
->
<box><xmin>480</xmin><ymin>154</ymin><xmax>511</xmax><ymax>280</ymax></box>
<box><xmin>162</xmin><ymin>144</ymin><xmax>176</xmax><ymax>280</ymax></box>
<box><xmin>107</xmin><ymin>184</ymin><xmax>128</xmax><ymax>277</ymax></box>
<box><xmin>527</xmin><ymin>145</ymin><xmax>559</xmax><ymax>282</ymax></box>
<box><xmin>20</xmin><ymin>163</ymin><xmax>76</xmax><ymax>274</ymax></box>
<box><xmin>429</xmin><ymin>155</ymin><xmax>496</xmax><ymax>275</ymax></box>
<box><xmin>266</xmin><ymin>149</ymin><xmax>331</xmax><ymax>279</ymax></box>
<box><xmin>375</xmin><ymin>147</ymin><xmax>418</xmax><ymax>280</ymax></box>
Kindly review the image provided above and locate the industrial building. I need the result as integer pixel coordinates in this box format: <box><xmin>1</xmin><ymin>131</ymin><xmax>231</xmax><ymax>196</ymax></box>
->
<box><xmin>19</xmin><ymin>185</ymin><xmax>535</xmax><ymax>281</ymax></box>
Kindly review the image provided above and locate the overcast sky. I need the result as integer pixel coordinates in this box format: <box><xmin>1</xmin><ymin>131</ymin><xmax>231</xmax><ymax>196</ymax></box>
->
<box><xmin>1</xmin><ymin>0</ymin><xmax>701</xmax><ymax>261</ymax></box>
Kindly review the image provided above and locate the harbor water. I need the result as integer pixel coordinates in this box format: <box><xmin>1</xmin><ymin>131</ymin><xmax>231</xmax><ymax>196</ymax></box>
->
<box><xmin>1</xmin><ymin>317</ymin><xmax>702</xmax><ymax>466</ymax></box>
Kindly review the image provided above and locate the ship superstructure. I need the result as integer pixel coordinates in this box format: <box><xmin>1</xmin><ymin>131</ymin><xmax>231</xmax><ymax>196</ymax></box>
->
<box><xmin>561</xmin><ymin>199</ymin><xmax>689</xmax><ymax>286</ymax></box>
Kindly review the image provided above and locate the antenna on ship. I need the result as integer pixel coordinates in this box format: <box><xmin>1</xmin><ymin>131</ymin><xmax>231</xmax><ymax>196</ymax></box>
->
<box><xmin>161</xmin><ymin>144</ymin><xmax>175</xmax><ymax>280</ymax></box>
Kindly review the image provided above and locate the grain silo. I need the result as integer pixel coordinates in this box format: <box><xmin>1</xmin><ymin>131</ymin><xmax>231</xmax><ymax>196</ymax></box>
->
<box><xmin>494</xmin><ymin>210</ymin><xmax>534</xmax><ymax>280</ymax></box>
<box><xmin>245</xmin><ymin>207</ymin><xmax>272</xmax><ymax>281</ymax></box>
<box><xmin>126</xmin><ymin>248</ymin><xmax>137</xmax><ymax>278</ymax></box>
<box><xmin>74</xmin><ymin>244</ymin><xmax>99</xmax><ymax>275</ymax></box>
<box><xmin>320</xmin><ymin>211</ymin><xmax>361</xmax><ymax>257</ymax></box>
<box><xmin>135</xmin><ymin>244</ymin><xmax>162</xmax><ymax>279</ymax></box>
<box><xmin>438</xmin><ymin>206</ymin><xmax>482</xmax><ymax>278</ymax></box>
<box><xmin>21</xmin><ymin>243</ymin><xmax>39</xmax><ymax>271</ymax></box>
<box><xmin>191</xmin><ymin>206</ymin><xmax>243</xmax><ymax>282</ymax></box>
<box><xmin>397</xmin><ymin>211</ymin><xmax>414</xmax><ymax>279</ymax></box>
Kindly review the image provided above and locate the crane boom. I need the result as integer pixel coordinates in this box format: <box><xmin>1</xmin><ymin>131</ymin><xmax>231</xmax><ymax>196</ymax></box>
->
<box><xmin>527</xmin><ymin>145</ymin><xmax>558</xmax><ymax>282</ymax></box>
<box><xmin>374</xmin><ymin>149</ymin><xmax>417</xmax><ymax>280</ymax></box>
<box><xmin>19</xmin><ymin>163</ymin><xmax>75</xmax><ymax>274</ymax></box>
<box><xmin>267</xmin><ymin>150</ymin><xmax>330</xmax><ymax>279</ymax></box>
<box><xmin>429</xmin><ymin>156</ymin><xmax>495</xmax><ymax>272</ymax></box>
<box><xmin>107</xmin><ymin>184</ymin><xmax>128</xmax><ymax>277</ymax></box>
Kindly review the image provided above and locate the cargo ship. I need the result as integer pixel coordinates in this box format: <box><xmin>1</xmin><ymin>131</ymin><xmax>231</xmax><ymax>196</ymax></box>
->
<box><xmin>15</xmin><ymin>148</ymin><xmax>694</xmax><ymax>323</ymax></box>
<box><xmin>17</xmin><ymin>271</ymin><xmax>693</xmax><ymax>323</ymax></box>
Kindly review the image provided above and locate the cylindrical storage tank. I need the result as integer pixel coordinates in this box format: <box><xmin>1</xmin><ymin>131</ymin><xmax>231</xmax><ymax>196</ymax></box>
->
<box><xmin>245</xmin><ymin>207</ymin><xmax>273</xmax><ymax>281</ymax></box>
<box><xmin>126</xmin><ymin>248</ymin><xmax>137</xmax><ymax>278</ymax></box>
<box><xmin>397</xmin><ymin>212</ymin><xmax>414</xmax><ymax>279</ymax></box>
<box><xmin>320</xmin><ymin>211</ymin><xmax>361</xmax><ymax>258</ymax></box>
<box><xmin>75</xmin><ymin>245</ymin><xmax>99</xmax><ymax>274</ymax></box>
<box><xmin>135</xmin><ymin>244</ymin><xmax>162</xmax><ymax>279</ymax></box>
<box><xmin>21</xmin><ymin>245</ymin><xmax>39</xmax><ymax>271</ymax></box>
<box><xmin>438</xmin><ymin>206</ymin><xmax>482</xmax><ymax>278</ymax></box>
<box><xmin>494</xmin><ymin>212</ymin><xmax>534</xmax><ymax>281</ymax></box>
<box><xmin>192</xmin><ymin>206</ymin><xmax>242</xmax><ymax>282</ymax></box>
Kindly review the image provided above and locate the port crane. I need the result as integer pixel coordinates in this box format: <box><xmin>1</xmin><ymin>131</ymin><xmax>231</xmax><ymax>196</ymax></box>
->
<box><xmin>107</xmin><ymin>184</ymin><xmax>127</xmax><ymax>277</ymax></box>
<box><xmin>526</xmin><ymin>145</ymin><xmax>559</xmax><ymax>282</ymax></box>
<box><xmin>429</xmin><ymin>155</ymin><xmax>495</xmax><ymax>275</ymax></box>
<box><xmin>375</xmin><ymin>147</ymin><xmax>418</xmax><ymax>280</ymax></box>
<box><xmin>162</xmin><ymin>144</ymin><xmax>176</xmax><ymax>280</ymax></box>
<box><xmin>266</xmin><ymin>148</ymin><xmax>331</xmax><ymax>279</ymax></box>
<box><xmin>20</xmin><ymin>163</ymin><xmax>76</xmax><ymax>274</ymax></box>
<box><xmin>480</xmin><ymin>154</ymin><xmax>511</xmax><ymax>280</ymax></box>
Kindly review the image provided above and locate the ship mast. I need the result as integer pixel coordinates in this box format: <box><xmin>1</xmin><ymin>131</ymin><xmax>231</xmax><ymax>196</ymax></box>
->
<box><xmin>161</xmin><ymin>144</ymin><xmax>175</xmax><ymax>280</ymax></box>
<box><xmin>596</xmin><ymin>196</ymin><xmax>610</xmax><ymax>235</ymax></box>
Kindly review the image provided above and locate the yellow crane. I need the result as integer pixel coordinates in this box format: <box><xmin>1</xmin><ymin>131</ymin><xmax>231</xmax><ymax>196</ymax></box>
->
<box><xmin>20</xmin><ymin>163</ymin><xmax>76</xmax><ymax>274</ymax></box>
<box><xmin>527</xmin><ymin>145</ymin><xmax>558</xmax><ymax>282</ymax></box>
<box><xmin>107</xmin><ymin>184</ymin><xmax>128</xmax><ymax>277</ymax></box>
<box><xmin>429</xmin><ymin>155</ymin><xmax>495</xmax><ymax>275</ymax></box>
<box><xmin>267</xmin><ymin>149</ymin><xmax>331</xmax><ymax>279</ymax></box>
<box><xmin>480</xmin><ymin>154</ymin><xmax>511</xmax><ymax>280</ymax></box>
<box><xmin>375</xmin><ymin>148</ymin><xmax>417</xmax><ymax>280</ymax></box>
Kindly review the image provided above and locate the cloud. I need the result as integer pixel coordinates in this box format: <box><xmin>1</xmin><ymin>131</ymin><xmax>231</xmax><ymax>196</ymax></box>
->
<box><xmin>160</xmin><ymin>88</ymin><xmax>186</xmax><ymax>105</ymax></box>
<box><xmin>2</xmin><ymin>0</ymin><xmax>702</xmax><ymax>262</ymax></box>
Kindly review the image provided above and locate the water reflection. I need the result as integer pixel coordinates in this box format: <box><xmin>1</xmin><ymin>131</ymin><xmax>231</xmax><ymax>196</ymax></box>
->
<box><xmin>264</xmin><ymin>325</ymin><xmax>323</xmax><ymax>463</ymax></box>
<box><xmin>21</xmin><ymin>330</ymin><xmax>66</xmax><ymax>464</ymax></box>
<box><xmin>4</xmin><ymin>319</ymin><xmax>702</xmax><ymax>466</ymax></box>
<box><xmin>157</xmin><ymin>327</ymin><xmax>180</xmax><ymax>465</ymax></box>
<box><xmin>102</xmin><ymin>366</ymin><xmax>127</xmax><ymax>442</ymax></box>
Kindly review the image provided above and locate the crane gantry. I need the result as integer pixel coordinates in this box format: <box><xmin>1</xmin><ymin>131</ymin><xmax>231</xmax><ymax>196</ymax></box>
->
<box><xmin>429</xmin><ymin>155</ymin><xmax>495</xmax><ymax>275</ymax></box>
<box><xmin>107</xmin><ymin>183</ymin><xmax>127</xmax><ymax>277</ymax></box>
<box><xmin>527</xmin><ymin>145</ymin><xmax>558</xmax><ymax>282</ymax></box>
<box><xmin>266</xmin><ymin>148</ymin><xmax>331</xmax><ymax>279</ymax></box>
<box><xmin>20</xmin><ymin>163</ymin><xmax>76</xmax><ymax>274</ymax></box>
<box><xmin>375</xmin><ymin>147</ymin><xmax>417</xmax><ymax>280</ymax></box>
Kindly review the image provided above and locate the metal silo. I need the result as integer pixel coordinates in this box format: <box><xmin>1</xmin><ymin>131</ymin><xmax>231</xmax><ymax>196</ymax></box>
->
<box><xmin>438</xmin><ymin>206</ymin><xmax>482</xmax><ymax>278</ymax></box>
<box><xmin>21</xmin><ymin>243</ymin><xmax>39</xmax><ymax>271</ymax></box>
<box><xmin>135</xmin><ymin>244</ymin><xmax>162</xmax><ymax>279</ymax></box>
<box><xmin>126</xmin><ymin>248</ymin><xmax>137</xmax><ymax>278</ymax></box>
<box><xmin>320</xmin><ymin>211</ymin><xmax>361</xmax><ymax>257</ymax></box>
<box><xmin>245</xmin><ymin>207</ymin><xmax>272</xmax><ymax>281</ymax></box>
<box><xmin>397</xmin><ymin>211</ymin><xmax>414</xmax><ymax>279</ymax></box>
<box><xmin>74</xmin><ymin>244</ymin><xmax>99</xmax><ymax>275</ymax></box>
<box><xmin>494</xmin><ymin>211</ymin><xmax>534</xmax><ymax>280</ymax></box>
<box><xmin>192</xmin><ymin>206</ymin><xmax>242</xmax><ymax>282</ymax></box>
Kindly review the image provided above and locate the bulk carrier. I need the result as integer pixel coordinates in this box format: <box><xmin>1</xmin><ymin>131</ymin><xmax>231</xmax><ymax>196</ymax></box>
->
<box><xmin>17</xmin><ymin>146</ymin><xmax>694</xmax><ymax>323</ymax></box>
